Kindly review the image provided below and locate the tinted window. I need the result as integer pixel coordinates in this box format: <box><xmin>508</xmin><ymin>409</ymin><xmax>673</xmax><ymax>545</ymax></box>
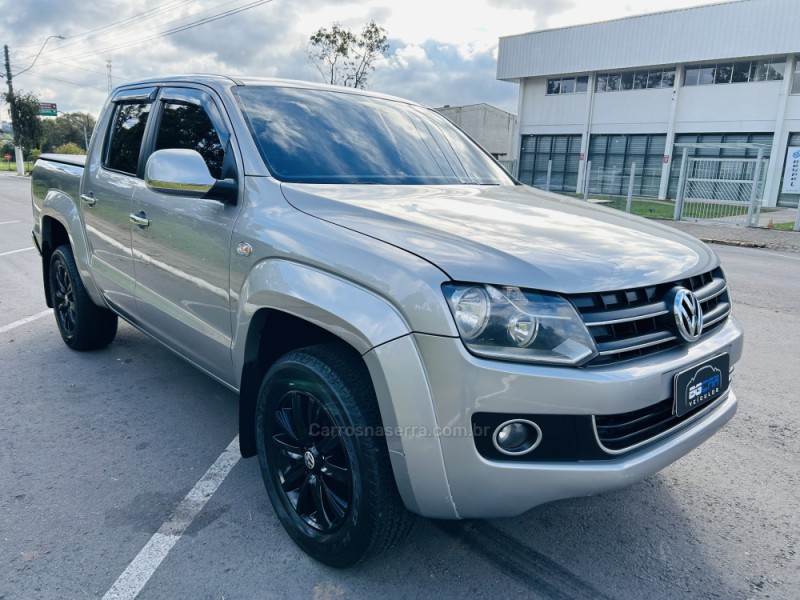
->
<box><xmin>105</xmin><ymin>103</ymin><xmax>151</xmax><ymax>175</ymax></box>
<box><xmin>155</xmin><ymin>102</ymin><xmax>224</xmax><ymax>179</ymax></box>
<box><xmin>234</xmin><ymin>87</ymin><xmax>513</xmax><ymax>185</ymax></box>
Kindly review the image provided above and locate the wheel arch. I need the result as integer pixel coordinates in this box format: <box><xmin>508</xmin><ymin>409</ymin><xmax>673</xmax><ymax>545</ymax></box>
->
<box><xmin>39</xmin><ymin>189</ymin><xmax>105</xmax><ymax>307</ymax></box>
<box><xmin>234</xmin><ymin>260</ymin><xmax>412</xmax><ymax>458</ymax></box>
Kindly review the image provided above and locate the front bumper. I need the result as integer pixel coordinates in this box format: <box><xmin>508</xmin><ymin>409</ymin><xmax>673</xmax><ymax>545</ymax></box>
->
<box><xmin>368</xmin><ymin>316</ymin><xmax>743</xmax><ymax>519</ymax></box>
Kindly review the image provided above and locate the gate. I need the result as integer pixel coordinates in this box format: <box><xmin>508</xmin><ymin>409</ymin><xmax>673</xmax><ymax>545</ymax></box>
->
<box><xmin>674</xmin><ymin>147</ymin><xmax>768</xmax><ymax>227</ymax></box>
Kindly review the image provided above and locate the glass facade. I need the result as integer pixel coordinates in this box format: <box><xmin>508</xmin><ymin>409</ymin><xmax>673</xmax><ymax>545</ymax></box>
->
<box><xmin>667</xmin><ymin>133</ymin><xmax>774</xmax><ymax>198</ymax></box>
<box><xmin>596</xmin><ymin>68</ymin><xmax>675</xmax><ymax>92</ymax></box>
<box><xmin>587</xmin><ymin>134</ymin><xmax>666</xmax><ymax>197</ymax></box>
<box><xmin>518</xmin><ymin>134</ymin><xmax>582</xmax><ymax>192</ymax></box>
<box><xmin>684</xmin><ymin>57</ymin><xmax>785</xmax><ymax>86</ymax></box>
<box><xmin>546</xmin><ymin>76</ymin><xmax>589</xmax><ymax>95</ymax></box>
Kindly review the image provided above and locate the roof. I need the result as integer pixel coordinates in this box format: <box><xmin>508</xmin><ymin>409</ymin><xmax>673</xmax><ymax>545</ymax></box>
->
<box><xmin>497</xmin><ymin>0</ymin><xmax>800</xmax><ymax>80</ymax></box>
<box><xmin>111</xmin><ymin>75</ymin><xmax>421</xmax><ymax>106</ymax></box>
<box><xmin>433</xmin><ymin>103</ymin><xmax>517</xmax><ymax>118</ymax></box>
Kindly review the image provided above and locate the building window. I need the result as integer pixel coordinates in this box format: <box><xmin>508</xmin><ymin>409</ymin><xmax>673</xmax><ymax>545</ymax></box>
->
<box><xmin>546</xmin><ymin>76</ymin><xmax>589</xmax><ymax>95</ymax></box>
<box><xmin>684</xmin><ymin>57</ymin><xmax>785</xmax><ymax>86</ymax></box>
<box><xmin>586</xmin><ymin>134</ymin><xmax>666</xmax><ymax>197</ymax></box>
<box><xmin>519</xmin><ymin>134</ymin><xmax>582</xmax><ymax>192</ymax></box>
<box><xmin>791</xmin><ymin>58</ymin><xmax>800</xmax><ymax>95</ymax></box>
<box><xmin>668</xmin><ymin>133</ymin><xmax>774</xmax><ymax>198</ymax></box>
<box><xmin>596</xmin><ymin>68</ymin><xmax>675</xmax><ymax>92</ymax></box>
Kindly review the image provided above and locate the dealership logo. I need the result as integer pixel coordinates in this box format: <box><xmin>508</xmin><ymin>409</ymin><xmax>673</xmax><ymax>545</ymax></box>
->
<box><xmin>686</xmin><ymin>365</ymin><xmax>722</xmax><ymax>409</ymax></box>
<box><xmin>793</xmin><ymin>150</ymin><xmax>800</xmax><ymax>159</ymax></box>
<box><xmin>673</xmin><ymin>288</ymin><xmax>703</xmax><ymax>342</ymax></box>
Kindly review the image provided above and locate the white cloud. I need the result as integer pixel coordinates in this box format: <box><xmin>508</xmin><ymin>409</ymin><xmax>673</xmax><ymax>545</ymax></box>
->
<box><xmin>0</xmin><ymin>0</ymin><xmax>740</xmax><ymax>121</ymax></box>
<box><xmin>392</xmin><ymin>45</ymin><xmax>433</xmax><ymax>69</ymax></box>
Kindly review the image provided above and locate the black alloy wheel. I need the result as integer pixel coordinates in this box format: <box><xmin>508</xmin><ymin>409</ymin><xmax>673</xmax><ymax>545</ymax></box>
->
<box><xmin>271</xmin><ymin>388</ymin><xmax>352</xmax><ymax>532</ymax></box>
<box><xmin>48</xmin><ymin>245</ymin><xmax>117</xmax><ymax>350</ymax></box>
<box><xmin>52</xmin><ymin>256</ymin><xmax>77</xmax><ymax>338</ymax></box>
<box><xmin>255</xmin><ymin>344</ymin><xmax>415</xmax><ymax>567</ymax></box>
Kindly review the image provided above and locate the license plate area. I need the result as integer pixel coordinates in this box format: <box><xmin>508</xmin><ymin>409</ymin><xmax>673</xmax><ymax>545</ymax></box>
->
<box><xmin>673</xmin><ymin>353</ymin><xmax>730</xmax><ymax>418</ymax></box>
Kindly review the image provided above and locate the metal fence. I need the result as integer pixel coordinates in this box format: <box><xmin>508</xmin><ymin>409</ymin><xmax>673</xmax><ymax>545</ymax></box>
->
<box><xmin>583</xmin><ymin>163</ymin><xmax>664</xmax><ymax>198</ymax></box>
<box><xmin>674</xmin><ymin>152</ymin><xmax>767</xmax><ymax>227</ymax></box>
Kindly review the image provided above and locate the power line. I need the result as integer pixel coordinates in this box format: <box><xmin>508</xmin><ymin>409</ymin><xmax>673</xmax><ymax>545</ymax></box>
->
<box><xmin>47</xmin><ymin>0</ymin><xmax>275</xmax><ymax>63</ymax></box>
<box><xmin>37</xmin><ymin>0</ymin><xmax>200</xmax><ymax>55</ymax></box>
<box><xmin>20</xmin><ymin>71</ymin><xmax>108</xmax><ymax>92</ymax></box>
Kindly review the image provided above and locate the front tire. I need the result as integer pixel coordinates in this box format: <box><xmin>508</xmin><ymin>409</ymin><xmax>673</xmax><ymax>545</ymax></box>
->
<box><xmin>49</xmin><ymin>245</ymin><xmax>117</xmax><ymax>350</ymax></box>
<box><xmin>255</xmin><ymin>343</ymin><xmax>414</xmax><ymax>567</ymax></box>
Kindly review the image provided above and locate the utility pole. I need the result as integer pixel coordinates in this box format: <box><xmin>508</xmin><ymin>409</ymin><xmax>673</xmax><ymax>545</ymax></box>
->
<box><xmin>3</xmin><ymin>44</ymin><xmax>24</xmax><ymax>175</ymax></box>
<box><xmin>106</xmin><ymin>59</ymin><xmax>112</xmax><ymax>93</ymax></box>
<box><xmin>3</xmin><ymin>36</ymin><xmax>63</xmax><ymax>175</ymax></box>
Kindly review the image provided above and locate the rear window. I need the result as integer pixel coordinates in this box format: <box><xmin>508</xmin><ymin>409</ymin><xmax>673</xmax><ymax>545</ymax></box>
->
<box><xmin>104</xmin><ymin>102</ymin><xmax>151</xmax><ymax>176</ymax></box>
<box><xmin>233</xmin><ymin>87</ymin><xmax>513</xmax><ymax>186</ymax></box>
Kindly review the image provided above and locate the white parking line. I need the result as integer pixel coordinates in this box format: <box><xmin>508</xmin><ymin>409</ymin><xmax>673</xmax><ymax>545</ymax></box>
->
<box><xmin>0</xmin><ymin>220</ymin><xmax>20</xmax><ymax>225</ymax></box>
<box><xmin>0</xmin><ymin>247</ymin><xmax>34</xmax><ymax>257</ymax></box>
<box><xmin>0</xmin><ymin>309</ymin><xmax>53</xmax><ymax>334</ymax></box>
<box><xmin>102</xmin><ymin>435</ymin><xmax>241</xmax><ymax>600</ymax></box>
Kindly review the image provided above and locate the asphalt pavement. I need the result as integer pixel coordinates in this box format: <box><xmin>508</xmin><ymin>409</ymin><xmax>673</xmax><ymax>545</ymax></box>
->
<box><xmin>1</xmin><ymin>174</ymin><xmax>799</xmax><ymax>599</ymax></box>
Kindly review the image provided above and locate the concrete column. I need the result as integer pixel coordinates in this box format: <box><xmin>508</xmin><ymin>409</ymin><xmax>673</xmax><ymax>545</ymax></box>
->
<box><xmin>762</xmin><ymin>54</ymin><xmax>795</xmax><ymax>207</ymax></box>
<box><xmin>577</xmin><ymin>72</ymin><xmax>595</xmax><ymax>192</ymax></box>
<box><xmin>659</xmin><ymin>64</ymin><xmax>684</xmax><ymax>199</ymax></box>
<box><xmin>511</xmin><ymin>79</ymin><xmax>525</xmax><ymax>180</ymax></box>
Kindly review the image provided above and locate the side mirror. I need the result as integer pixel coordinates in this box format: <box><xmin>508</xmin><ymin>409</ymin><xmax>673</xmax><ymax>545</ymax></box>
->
<box><xmin>145</xmin><ymin>149</ymin><xmax>237</xmax><ymax>203</ymax></box>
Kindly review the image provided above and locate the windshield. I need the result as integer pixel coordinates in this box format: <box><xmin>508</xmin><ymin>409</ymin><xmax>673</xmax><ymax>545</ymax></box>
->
<box><xmin>233</xmin><ymin>86</ymin><xmax>515</xmax><ymax>185</ymax></box>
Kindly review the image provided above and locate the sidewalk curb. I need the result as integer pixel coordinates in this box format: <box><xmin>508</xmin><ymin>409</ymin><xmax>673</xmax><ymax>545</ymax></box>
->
<box><xmin>699</xmin><ymin>238</ymin><xmax>767</xmax><ymax>249</ymax></box>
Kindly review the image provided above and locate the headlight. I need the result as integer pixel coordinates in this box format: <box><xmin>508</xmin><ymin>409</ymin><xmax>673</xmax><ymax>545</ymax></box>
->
<box><xmin>443</xmin><ymin>283</ymin><xmax>597</xmax><ymax>366</ymax></box>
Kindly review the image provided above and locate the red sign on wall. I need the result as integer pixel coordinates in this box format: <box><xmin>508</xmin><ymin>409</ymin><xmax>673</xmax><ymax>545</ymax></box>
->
<box><xmin>580</xmin><ymin>153</ymin><xmax>585</xmax><ymax>161</ymax></box>
<box><xmin>663</xmin><ymin>155</ymin><xmax>670</xmax><ymax>164</ymax></box>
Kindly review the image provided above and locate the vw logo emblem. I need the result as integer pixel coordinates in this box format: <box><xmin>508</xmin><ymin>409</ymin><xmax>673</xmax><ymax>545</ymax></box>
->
<box><xmin>304</xmin><ymin>451</ymin><xmax>316</xmax><ymax>470</ymax></box>
<box><xmin>673</xmin><ymin>288</ymin><xmax>703</xmax><ymax>342</ymax></box>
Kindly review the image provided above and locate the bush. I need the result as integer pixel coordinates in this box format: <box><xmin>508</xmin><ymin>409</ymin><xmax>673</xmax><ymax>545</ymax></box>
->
<box><xmin>30</xmin><ymin>149</ymin><xmax>42</xmax><ymax>162</ymax></box>
<box><xmin>52</xmin><ymin>142</ymin><xmax>85</xmax><ymax>155</ymax></box>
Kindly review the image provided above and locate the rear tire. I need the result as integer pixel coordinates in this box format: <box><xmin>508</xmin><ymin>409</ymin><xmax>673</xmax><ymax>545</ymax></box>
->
<box><xmin>49</xmin><ymin>245</ymin><xmax>117</xmax><ymax>350</ymax></box>
<box><xmin>255</xmin><ymin>343</ymin><xmax>414</xmax><ymax>567</ymax></box>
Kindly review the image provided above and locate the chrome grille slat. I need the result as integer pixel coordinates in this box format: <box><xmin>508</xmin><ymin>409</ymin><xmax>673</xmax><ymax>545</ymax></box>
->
<box><xmin>569</xmin><ymin>267</ymin><xmax>730</xmax><ymax>366</ymax></box>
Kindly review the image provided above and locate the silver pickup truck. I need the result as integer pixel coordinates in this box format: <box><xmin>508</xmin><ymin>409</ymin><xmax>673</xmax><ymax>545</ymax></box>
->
<box><xmin>31</xmin><ymin>75</ymin><xmax>743</xmax><ymax>567</ymax></box>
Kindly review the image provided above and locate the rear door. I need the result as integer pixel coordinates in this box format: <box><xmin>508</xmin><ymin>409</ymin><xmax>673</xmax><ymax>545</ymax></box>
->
<box><xmin>130</xmin><ymin>86</ymin><xmax>241</xmax><ymax>385</ymax></box>
<box><xmin>82</xmin><ymin>87</ymin><xmax>156</xmax><ymax>316</ymax></box>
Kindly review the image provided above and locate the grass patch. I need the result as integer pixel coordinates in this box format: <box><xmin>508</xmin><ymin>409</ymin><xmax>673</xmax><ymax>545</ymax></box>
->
<box><xmin>764</xmin><ymin>221</ymin><xmax>797</xmax><ymax>231</ymax></box>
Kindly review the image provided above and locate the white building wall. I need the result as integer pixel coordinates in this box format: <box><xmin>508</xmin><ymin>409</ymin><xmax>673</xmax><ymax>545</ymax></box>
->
<box><xmin>435</xmin><ymin>104</ymin><xmax>517</xmax><ymax>157</ymax></box>
<box><xmin>590</xmin><ymin>89</ymin><xmax>672</xmax><ymax>133</ymax></box>
<box><xmin>498</xmin><ymin>0</ymin><xmax>800</xmax><ymax>81</ymax></box>
<box><xmin>674</xmin><ymin>81</ymin><xmax>783</xmax><ymax>132</ymax></box>
<box><xmin>502</xmin><ymin>1</ymin><xmax>800</xmax><ymax>207</ymax></box>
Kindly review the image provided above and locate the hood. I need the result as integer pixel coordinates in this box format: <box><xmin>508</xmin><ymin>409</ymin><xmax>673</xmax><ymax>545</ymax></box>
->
<box><xmin>280</xmin><ymin>183</ymin><xmax>717</xmax><ymax>294</ymax></box>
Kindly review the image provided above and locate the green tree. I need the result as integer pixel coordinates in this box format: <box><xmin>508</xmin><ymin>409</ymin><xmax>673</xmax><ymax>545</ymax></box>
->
<box><xmin>308</xmin><ymin>21</ymin><xmax>389</xmax><ymax>89</ymax></box>
<box><xmin>41</xmin><ymin>112</ymin><xmax>96</xmax><ymax>152</ymax></box>
<box><xmin>52</xmin><ymin>142</ymin><xmax>84</xmax><ymax>155</ymax></box>
<box><xmin>5</xmin><ymin>90</ymin><xmax>43</xmax><ymax>152</ymax></box>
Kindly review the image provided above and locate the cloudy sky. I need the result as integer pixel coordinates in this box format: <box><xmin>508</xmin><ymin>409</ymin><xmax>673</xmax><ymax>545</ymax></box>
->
<box><xmin>1</xmin><ymin>0</ymin><xmax>735</xmax><ymax>120</ymax></box>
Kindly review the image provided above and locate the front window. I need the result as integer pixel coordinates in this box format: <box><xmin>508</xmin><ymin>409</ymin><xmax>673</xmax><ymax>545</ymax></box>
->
<box><xmin>233</xmin><ymin>87</ymin><xmax>514</xmax><ymax>186</ymax></box>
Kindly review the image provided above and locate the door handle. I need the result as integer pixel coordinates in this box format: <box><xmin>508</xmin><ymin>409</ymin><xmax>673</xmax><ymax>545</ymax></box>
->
<box><xmin>129</xmin><ymin>212</ymin><xmax>150</xmax><ymax>228</ymax></box>
<box><xmin>80</xmin><ymin>193</ymin><xmax>96</xmax><ymax>207</ymax></box>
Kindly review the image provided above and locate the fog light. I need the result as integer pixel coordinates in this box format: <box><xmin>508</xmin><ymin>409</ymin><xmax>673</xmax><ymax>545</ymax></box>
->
<box><xmin>493</xmin><ymin>419</ymin><xmax>542</xmax><ymax>456</ymax></box>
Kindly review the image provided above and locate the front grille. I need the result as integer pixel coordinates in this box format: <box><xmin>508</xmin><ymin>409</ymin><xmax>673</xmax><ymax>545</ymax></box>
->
<box><xmin>568</xmin><ymin>267</ymin><xmax>731</xmax><ymax>366</ymax></box>
<box><xmin>594</xmin><ymin>391</ymin><xmax>727</xmax><ymax>452</ymax></box>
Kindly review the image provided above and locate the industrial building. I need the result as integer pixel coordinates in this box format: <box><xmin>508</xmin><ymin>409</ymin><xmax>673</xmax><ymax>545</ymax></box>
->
<box><xmin>434</xmin><ymin>103</ymin><xmax>517</xmax><ymax>160</ymax></box>
<box><xmin>496</xmin><ymin>0</ymin><xmax>800</xmax><ymax>207</ymax></box>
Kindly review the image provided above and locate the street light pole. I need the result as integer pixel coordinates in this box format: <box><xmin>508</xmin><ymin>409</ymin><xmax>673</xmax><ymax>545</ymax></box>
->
<box><xmin>2</xmin><ymin>35</ymin><xmax>64</xmax><ymax>175</ymax></box>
